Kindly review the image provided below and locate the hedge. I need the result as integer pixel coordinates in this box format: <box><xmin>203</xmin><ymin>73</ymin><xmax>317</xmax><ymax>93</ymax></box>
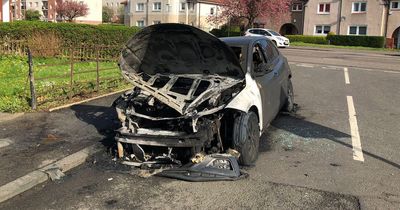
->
<box><xmin>327</xmin><ymin>35</ymin><xmax>385</xmax><ymax>48</ymax></box>
<box><xmin>210</xmin><ymin>28</ymin><xmax>242</xmax><ymax>37</ymax></box>
<box><xmin>285</xmin><ymin>35</ymin><xmax>329</xmax><ymax>44</ymax></box>
<box><xmin>0</xmin><ymin>21</ymin><xmax>140</xmax><ymax>46</ymax></box>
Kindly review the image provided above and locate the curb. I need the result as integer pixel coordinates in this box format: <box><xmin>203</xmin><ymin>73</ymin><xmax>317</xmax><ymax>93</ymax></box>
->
<box><xmin>49</xmin><ymin>88</ymin><xmax>131</xmax><ymax>112</ymax></box>
<box><xmin>0</xmin><ymin>113</ymin><xmax>24</xmax><ymax>124</ymax></box>
<box><xmin>0</xmin><ymin>144</ymin><xmax>102</xmax><ymax>203</ymax></box>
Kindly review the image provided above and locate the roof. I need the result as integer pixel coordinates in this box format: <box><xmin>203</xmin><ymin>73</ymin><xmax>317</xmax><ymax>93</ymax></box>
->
<box><xmin>196</xmin><ymin>0</ymin><xmax>221</xmax><ymax>5</ymax></box>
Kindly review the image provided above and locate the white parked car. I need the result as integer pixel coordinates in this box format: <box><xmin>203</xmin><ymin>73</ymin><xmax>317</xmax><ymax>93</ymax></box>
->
<box><xmin>245</xmin><ymin>28</ymin><xmax>290</xmax><ymax>48</ymax></box>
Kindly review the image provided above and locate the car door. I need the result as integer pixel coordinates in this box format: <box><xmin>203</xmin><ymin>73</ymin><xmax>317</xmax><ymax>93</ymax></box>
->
<box><xmin>261</xmin><ymin>39</ymin><xmax>287</xmax><ymax>112</ymax></box>
<box><xmin>251</xmin><ymin>40</ymin><xmax>279</xmax><ymax>127</ymax></box>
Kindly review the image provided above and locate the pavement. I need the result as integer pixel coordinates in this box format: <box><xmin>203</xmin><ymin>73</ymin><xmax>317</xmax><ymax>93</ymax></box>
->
<box><xmin>0</xmin><ymin>47</ymin><xmax>399</xmax><ymax>209</ymax></box>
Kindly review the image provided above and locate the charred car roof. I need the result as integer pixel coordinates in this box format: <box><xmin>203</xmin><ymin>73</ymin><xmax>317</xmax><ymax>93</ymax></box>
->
<box><xmin>120</xmin><ymin>23</ymin><xmax>245</xmax><ymax>78</ymax></box>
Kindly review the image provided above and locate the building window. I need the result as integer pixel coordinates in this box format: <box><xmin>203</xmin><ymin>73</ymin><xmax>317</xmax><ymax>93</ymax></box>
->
<box><xmin>153</xmin><ymin>2</ymin><xmax>161</xmax><ymax>11</ymax></box>
<box><xmin>391</xmin><ymin>1</ymin><xmax>400</xmax><ymax>9</ymax></box>
<box><xmin>349</xmin><ymin>26</ymin><xmax>367</xmax><ymax>35</ymax></box>
<box><xmin>210</xmin><ymin>7</ymin><xmax>215</xmax><ymax>15</ymax></box>
<box><xmin>153</xmin><ymin>20</ymin><xmax>161</xmax><ymax>24</ymax></box>
<box><xmin>352</xmin><ymin>2</ymin><xmax>367</xmax><ymax>13</ymax></box>
<box><xmin>180</xmin><ymin>2</ymin><xmax>186</xmax><ymax>11</ymax></box>
<box><xmin>188</xmin><ymin>2</ymin><xmax>194</xmax><ymax>11</ymax></box>
<box><xmin>318</xmin><ymin>3</ymin><xmax>330</xmax><ymax>14</ymax></box>
<box><xmin>292</xmin><ymin>3</ymin><xmax>303</xmax><ymax>11</ymax></box>
<box><xmin>136</xmin><ymin>3</ymin><xmax>144</xmax><ymax>12</ymax></box>
<box><xmin>315</xmin><ymin>25</ymin><xmax>331</xmax><ymax>35</ymax></box>
<box><xmin>137</xmin><ymin>20</ymin><xmax>145</xmax><ymax>27</ymax></box>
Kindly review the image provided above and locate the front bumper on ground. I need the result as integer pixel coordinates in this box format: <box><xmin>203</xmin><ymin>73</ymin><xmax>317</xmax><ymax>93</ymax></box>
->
<box><xmin>115</xmin><ymin>130</ymin><xmax>247</xmax><ymax>181</ymax></box>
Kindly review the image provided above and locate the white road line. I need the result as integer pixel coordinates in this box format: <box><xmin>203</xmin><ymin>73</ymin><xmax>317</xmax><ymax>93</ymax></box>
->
<box><xmin>383</xmin><ymin>70</ymin><xmax>400</xmax><ymax>74</ymax></box>
<box><xmin>344</xmin><ymin>67</ymin><xmax>350</xmax><ymax>84</ymax></box>
<box><xmin>346</xmin><ymin>96</ymin><xmax>364</xmax><ymax>162</ymax></box>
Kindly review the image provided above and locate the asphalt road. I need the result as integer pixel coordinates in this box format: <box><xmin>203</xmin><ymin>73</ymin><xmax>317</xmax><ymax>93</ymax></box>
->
<box><xmin>0</xmin><ymin>47</ymin><xmax>399</xmax><ymax>209</ymax></box>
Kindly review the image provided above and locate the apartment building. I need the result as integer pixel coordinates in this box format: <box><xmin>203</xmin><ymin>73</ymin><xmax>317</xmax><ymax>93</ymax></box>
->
<box><xmin>301</xmin><ymin>0</ymin><xmax>400</xmax><ymax>47</ymax></box>
<box><xmin>1</xmin><ymin>0</ymin><xmax>101</xmax><ymax>24</ymax></box>
<box><xmin>124</xmin><ymin>0</ymin><xmax>223</xmax><ymax>32</ymax></box>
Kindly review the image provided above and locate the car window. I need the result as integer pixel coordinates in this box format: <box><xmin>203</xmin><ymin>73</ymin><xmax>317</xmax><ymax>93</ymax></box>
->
<box><xmin>268</xmin><ymin>30</ymin><xmax>281</xmax><ymax>36</ymax></box>
<box><xmin>259</xmin><ymin>39</ymin><xmax>279</xmax><ymax>63</ymax></box>
<box><xmin>252</xmin><ymin>44</ymin><xmax>267</xmax><ymax>69</ymax></box>
<box><xmin>229</xmin><ymin>46</ymin><xmax>246</xmax><ymax>70</ymax></box>
<box><xmin>260</xmin><ymin>30</ymin><xmax>271</xmax><ymax>36</ymax></box>
<box><xmin>249</xmin><ymin>29</ymin><xmax>257</xmax><ymax>34</ymax></box>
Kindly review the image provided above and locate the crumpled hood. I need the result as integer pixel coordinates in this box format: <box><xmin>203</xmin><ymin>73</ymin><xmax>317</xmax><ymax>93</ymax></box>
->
<box><xmin>119</xmin><ymin>24</ymin><xmax>244</xmax><ymax>79</ymax></box>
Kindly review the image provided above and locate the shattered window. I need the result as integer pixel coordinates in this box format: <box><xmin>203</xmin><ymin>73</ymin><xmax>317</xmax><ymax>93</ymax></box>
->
<box><xmin>230</xmin><ymin>46</ymin><xmax>246</xmax><ymax>70</ymax></box>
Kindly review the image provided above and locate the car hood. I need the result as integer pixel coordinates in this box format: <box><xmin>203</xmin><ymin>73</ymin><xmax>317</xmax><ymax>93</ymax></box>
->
<box><xmin>119</xmin><ymin>24</ymin><xmax>245</xmax><ymax>79</ymax></box>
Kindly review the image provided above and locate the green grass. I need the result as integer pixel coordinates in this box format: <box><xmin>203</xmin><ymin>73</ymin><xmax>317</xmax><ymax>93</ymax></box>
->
<box><xmin>291</xmin><ymin>42</ymin><xmax>400</xmax><ymax>52</ymax></box>
<box><xmin>0</xmin><ymin>55</ymin><xmax>130</xmax><ymax>113</ymax></box>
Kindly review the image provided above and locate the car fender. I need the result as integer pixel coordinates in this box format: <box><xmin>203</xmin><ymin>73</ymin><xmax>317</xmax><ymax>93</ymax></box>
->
<box><xmin>226</xmin><ymin>73</ymin><xmax>264</xmax><ymax>132</ymax></box>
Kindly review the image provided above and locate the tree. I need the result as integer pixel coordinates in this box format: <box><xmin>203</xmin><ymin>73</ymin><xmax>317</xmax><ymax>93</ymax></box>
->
<box><xmin>208</xmin><ymin>0</ymin><xmax>291</xmax><ymax>29</ymax></box>
<box><xmin>25</xmin><ymin>9</ymin><xmax>41</xmax><ymax>21</ymax></box>
<box><xmin>102</xmin><ymin>6</ymin><xmax>114</xmax><ymax>23</ymax></box>
<box><xmin>56</xmin><ymin>0</ymin><xmax>89</xmax><ymax>22</ymax></box>
<box><xmin>117</xmin><ymin>6</ymin><xmax>125</xmax><ymax>24</ymax></box>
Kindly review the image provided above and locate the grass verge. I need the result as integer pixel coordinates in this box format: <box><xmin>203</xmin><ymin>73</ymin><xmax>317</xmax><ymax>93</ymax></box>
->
<box><xmin>0</xmin><ymin>55</ymin><xmax>129</xmax><ymax>113</ymax></box>
<box><xmin>291</xmin><ymin>42</ymin><xmax>400</xmax><ymax>52</ymax></box>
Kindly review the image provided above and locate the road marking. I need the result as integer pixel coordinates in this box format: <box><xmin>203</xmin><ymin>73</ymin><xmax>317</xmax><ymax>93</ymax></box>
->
<box><xmin>383</xmin><ymin>70</ymin><xmax>400</xmax><ymax>74</ymax></box>
<box><xmin>346</xmin><ymin>96</ymin><xmax>364</xmax><ymax>162</ymax></box>
<box><xmin>289</xmin><ymin>62</ymin><xmax>400</xmax><ymax>75</ymax></box>
<box><xmin>0</xmin><ymin>139</ymin><xmax>13</xmax><ymax>148</ymax></box>
<box><xmin>344</xmin><ymin>68</ymin><xmax>350</xmax><ymax>84</ymax></box>
<box><xmin>296</xmin><ymin>64</ymin><xmax>314</xmax><ymax>68</ymax></box>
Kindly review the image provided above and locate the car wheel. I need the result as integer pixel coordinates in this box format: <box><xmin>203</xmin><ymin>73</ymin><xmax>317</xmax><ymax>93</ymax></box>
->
<box><xmin>232</xmin><ymin>111</ymin><xmax>260</xmax><ymax>166</ymax></box>
<box><xmin>283</xmin><ymin>79</ymin><xmax>295</xmax><ymax>112</ymax></box>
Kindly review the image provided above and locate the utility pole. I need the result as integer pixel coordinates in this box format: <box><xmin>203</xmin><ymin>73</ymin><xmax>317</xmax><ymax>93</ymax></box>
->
<box><xmin>337</xmin><ymin>0</ymin><xmax>343</xmax><ymax>35</ymax></box>
<box><xmin>146</xmin><ymin>0</ymin><xmax>149</xmax><ymax>26</ymax></box>
<box><xmin>383</xmin><ymin>0</ymin><xmax>391</xmax><ymax>38</ymax></box>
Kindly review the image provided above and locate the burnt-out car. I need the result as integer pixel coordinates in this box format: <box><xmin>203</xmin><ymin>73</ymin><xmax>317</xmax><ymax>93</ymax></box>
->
<box><xmin>113</xmin><ymin>24</ymin><xmax>294</xmax><ymax>181</ymax></box>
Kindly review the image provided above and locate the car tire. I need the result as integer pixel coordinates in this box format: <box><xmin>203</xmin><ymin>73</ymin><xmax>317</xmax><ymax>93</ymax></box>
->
<box><xmin>232</xmin><ymin>111</ymin><xmax>260</xmax><ymax>166</ymax></box>
<box><xmin>283</xmin><ymin>79</ymin><xmax>295</xmax><ymax>112</ymax></box>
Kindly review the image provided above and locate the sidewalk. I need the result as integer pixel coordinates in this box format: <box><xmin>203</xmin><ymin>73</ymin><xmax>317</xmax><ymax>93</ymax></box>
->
<box><xmin>0</xmin><ymin>93</ymin><xmax>121</xmax><ymax>187</ymax></box>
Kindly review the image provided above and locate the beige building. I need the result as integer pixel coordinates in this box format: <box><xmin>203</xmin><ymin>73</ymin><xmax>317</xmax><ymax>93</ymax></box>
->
<box><xmin>302</xmin><ymin>0</ymin><xmax>400</xmax><ymax>47</ymax></box>
<box><xmin>124</xmin><ymin>0</ymin><xmax>223</xmax><ymax>32</ymax></box>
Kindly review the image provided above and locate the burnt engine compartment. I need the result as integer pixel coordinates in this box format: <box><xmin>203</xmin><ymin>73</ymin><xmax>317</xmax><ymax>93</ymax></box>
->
<box><xmin>113</xmin><ymin>73</ymin><xmax>245</xmax><ymax>167</ymax></box>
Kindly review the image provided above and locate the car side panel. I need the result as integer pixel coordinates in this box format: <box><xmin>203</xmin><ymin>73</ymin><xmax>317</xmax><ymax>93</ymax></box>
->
<box><xmin>226</xmin><ymin>73</ymin><xmax>264</xmax><ymax>133</ymax></box>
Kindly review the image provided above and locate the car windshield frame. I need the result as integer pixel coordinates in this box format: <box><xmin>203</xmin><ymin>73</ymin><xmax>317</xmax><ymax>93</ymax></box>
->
<box><xmin>226</xmin><ymin>44</ymin><xmax>249</xmax><ymax>72</ymax></box>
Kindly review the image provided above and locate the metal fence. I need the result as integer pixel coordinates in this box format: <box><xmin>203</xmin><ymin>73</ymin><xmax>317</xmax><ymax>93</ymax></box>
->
<box><xmin>0</xmin><ymin>40</ymin><xmax>27</xmax><ymax>56</ymax></box>
<box><xmin>2</xmin><ymin>44</ymin><xmax>129</xmax><ymax>110</ymax></box>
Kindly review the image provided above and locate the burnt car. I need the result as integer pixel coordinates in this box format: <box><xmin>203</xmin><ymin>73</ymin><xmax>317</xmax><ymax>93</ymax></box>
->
<box><xmin>113</xmin><ymin>24</ymin><xmax>294</xmax><ymax>181</ymax></box>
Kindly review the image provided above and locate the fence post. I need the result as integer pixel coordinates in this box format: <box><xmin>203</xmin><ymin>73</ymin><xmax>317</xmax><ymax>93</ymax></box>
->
<box><xmin>69</xmin><ymin>47</ymin><xmax>74</xmax><ymax>99</ymax></box>
<box><xmin>27</xmin><ymin>48</ymin><xmax>37</xmax><ymax>110</ymax></box>
<box><xmin>96</xmin><ymin>46</ymin><xmax>100</xmax><ymax>92</ymax></box>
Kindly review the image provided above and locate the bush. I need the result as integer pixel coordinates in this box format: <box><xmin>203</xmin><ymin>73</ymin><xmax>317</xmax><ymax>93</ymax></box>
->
<box><xmin>285</xmin><ymin>35</ymin><xmax>329</xmax><ymax>44</ymax></box>
<box><xmin>327</xmin><ymin>35</ymin><xmax>385</xmax><ymax>48</ymax></box>
<box><xmin>102</xmin><ymin>6</ymin><xmax>114</xmax><ymax>23</ymax></box>
<box><xmin>0</xmin><ymin>21</ymin><xmax>140</xmax><ymax>47</ymax></box>
<box><xmin>210</xmin><ymin>28</ymin><xmax>242</xmax><ymax>37</ymax></box>
<box><xmin>25</xmin><ymin>10</ymin><xmax>41</xmax><ymax>21</ymax></box>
